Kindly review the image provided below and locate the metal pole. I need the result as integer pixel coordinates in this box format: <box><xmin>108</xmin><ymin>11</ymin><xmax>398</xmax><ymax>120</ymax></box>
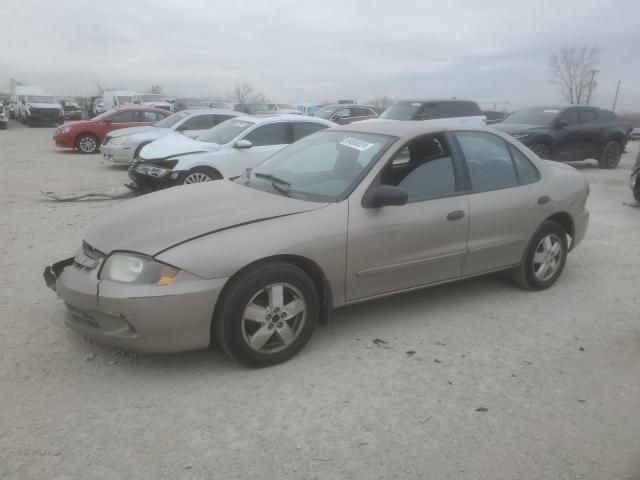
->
<box><xmin>612</xmin><ymin>80</ymin><xmax>621</xmax><ymax>111</ymax></box>
<box><xmin>586</xmin><ymin>69</ymin><xmax>597</xmax><ymax>105</ymax></box>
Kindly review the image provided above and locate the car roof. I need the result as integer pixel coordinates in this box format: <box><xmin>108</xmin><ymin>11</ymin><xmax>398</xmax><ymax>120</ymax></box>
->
<box><xmin>397</xmin><ymin>99</ymin><xmax>479</xmax><ymax>104</ymax></box>
<box><xmin>234</xmin><ymin>114</ymin><xmax>333</xmax><ymax>124</ymax></box>
<box><xmin>321</xmin><ymin>103</ymin><xmax>374</xmax><ymax>109</ymax></box>
<box><xmin>325</xmin><ymin>119</ymin><xmax>501</xmax><ymax>140</ymax></box>
<box><xmin>114</xmin><ymin>106</ymin><xmax>171</xmax><ymax>113</ymax></box>
<box><xmin>182</xmin><ymin>108</ymin><xmax>239</xmax><ymax>116</ymax></box>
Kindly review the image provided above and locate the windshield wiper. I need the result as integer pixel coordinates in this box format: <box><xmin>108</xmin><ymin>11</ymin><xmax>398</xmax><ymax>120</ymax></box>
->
<box><xmin>254</xmin><ymin>172</ymin><xmax>291</xmax><ymax>196</ymax></box>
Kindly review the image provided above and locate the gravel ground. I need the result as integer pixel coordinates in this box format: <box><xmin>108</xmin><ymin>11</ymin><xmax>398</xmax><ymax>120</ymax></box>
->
<box><xmin>1</xmin><ymin>120</ymin><xmax>639</xmax><ymax>480</ymax></box>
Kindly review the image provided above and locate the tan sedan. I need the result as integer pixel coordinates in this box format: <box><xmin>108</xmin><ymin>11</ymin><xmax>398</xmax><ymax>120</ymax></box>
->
<box><xmin>44</xmin><ymin>121</ymin><xmax>589</xmax><ymax>367</ymax></box>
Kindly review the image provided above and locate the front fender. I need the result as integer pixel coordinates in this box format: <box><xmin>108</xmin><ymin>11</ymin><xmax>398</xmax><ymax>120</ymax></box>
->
<box><xmin>173</xmin><ymin>151</ymin><xmax>230</xmax><ymax>177</ymax></box>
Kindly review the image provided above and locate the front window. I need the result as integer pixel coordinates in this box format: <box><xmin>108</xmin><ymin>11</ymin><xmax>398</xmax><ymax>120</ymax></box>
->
<box><xmin>27</xmin><ymin>95</ymin><xmax>57</xmax><ymax>104</ymax></box>
<box><xmin>314</xmin><ymin>106</ymin><xmax>338</xmax><ymax>119</ymax></box>
<box><xmin>502</xmin><ymin>107</ymin><xmax>560</xmax><ymax>125</ymax></box>
<box><xmin>198</xmin><ymin>119</ymin><xmax>255</xmax><ymax>145</ymax></box>
<box><xmin>154</xmin><ymin>111</ymin><xmax>189</xmax><ymax>128</ymax></box>
<box><xmin>245</xmin><ymin>131</ymin><xmax>396</xmax><ymax>202</ymax></box>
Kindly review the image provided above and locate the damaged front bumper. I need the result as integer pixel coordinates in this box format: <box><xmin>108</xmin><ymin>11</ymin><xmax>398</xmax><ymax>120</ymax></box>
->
<box><xmin>43</xmin><ymin>252</ymin><xmax>228</xmax><ymax>353</ymax></box>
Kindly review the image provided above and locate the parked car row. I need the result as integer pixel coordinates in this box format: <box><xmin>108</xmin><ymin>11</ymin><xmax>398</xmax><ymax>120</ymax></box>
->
<box><xmin>44</xmin><ymin>120</ymin><xmax>591</xmax><ymax>367</ymax></box>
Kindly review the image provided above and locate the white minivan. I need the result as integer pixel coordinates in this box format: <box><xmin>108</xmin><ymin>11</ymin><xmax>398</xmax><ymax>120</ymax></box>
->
<box><xmin>379</xmin><ymin>99</ymin><xmax>486</xmax><ymax>125</ymax></box>
<box><xmin>102</xmin><ymin>90</ymin><xmax>136</xmax><ymax>111</ymax></box>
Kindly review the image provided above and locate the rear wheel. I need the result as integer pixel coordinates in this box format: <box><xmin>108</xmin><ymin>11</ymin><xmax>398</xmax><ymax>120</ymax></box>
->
<box><xmin>511</xmin><ymin>221</ymin><xmax>568</xmax><ymax>290</ymax></box>
<box><xmin>530</xmin><ymin>143</ymin><xmax>551</xmax><ymax>159</ymax></box>
<box><xmin>598</xmin><ymin>141</ymin><xmax>622</xmax><ymax>169</ymax></box>
<box><xmin>182</xmin><ymin>167</ymin><xmax>221</xmax><ymax>185</ymax></box>
<box><xmin>633</xmin><ymin>178</ymin><xmax>640</xmax><ymax>203</ymax></box>
<box><xmin>213</xmin><ymin>262</ymin><xmax>319</xmax><ymax>367</ymax></box>
<box><xmin>75</xmin><ymin>134</ymin><xmax>99</xmax><ymax>154</ymax></box>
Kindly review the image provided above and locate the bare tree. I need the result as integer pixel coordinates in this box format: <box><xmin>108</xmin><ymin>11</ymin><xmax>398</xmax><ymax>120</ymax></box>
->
<box><xmin>233</xmin><ymin>82</ymin><xmax>255</xmax><ymax>103</ymax></box>
<box><xmin>150</xmin><ymin>85</ymin><xmax>163</xmax><ymax>94</ymax></box>
<box><xmin>548</xmin><ymin>44</ymin><xmax>600</xmax><ymax>105</ymax></box>
<box><xmin>248</xmin><ymin>92</ymin><xmax>270</xmax><ymax>105</ymax></box>
<box><xmin>368</xmin><ymin>95</ymin><xmax>394</xmax><ymax>112</ymax></box>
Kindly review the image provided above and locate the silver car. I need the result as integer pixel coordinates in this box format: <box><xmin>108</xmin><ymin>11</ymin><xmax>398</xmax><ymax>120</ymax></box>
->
<box><xmin>44</xmin><ymin>121</ymin><xmax>589</xmax><ymax>367</ymax></box>
<box><xmin>100</xmin><ymin>109</ymin><xmax>241</xmax><ymax>164</ymax></box>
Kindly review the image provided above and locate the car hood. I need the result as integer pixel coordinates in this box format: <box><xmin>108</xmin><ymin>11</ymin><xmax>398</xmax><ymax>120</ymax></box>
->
<box><xmin>108</xmin><ymin>125</ymin><xmax>160</xmax><ymax>138</ymax></box>
<box><xmin>139</xmin><ymin>132</ymin><xmax>220</xmax><ymax>160</ymax></box>
<box><xmin>493</xmin><ymin>123</ymin><xmax>548</xmax><ymax>134</ymax></box>
<box><xmin>85</xmin><ymin>180</ymin><xmax>325</xmax><ymax>256</ymax></box>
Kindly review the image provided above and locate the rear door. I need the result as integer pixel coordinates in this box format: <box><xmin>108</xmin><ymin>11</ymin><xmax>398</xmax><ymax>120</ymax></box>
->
<box><xmin>451</xmin><ymin>131</ymin><xmax>547</xmax><ymax>275</ymax></box>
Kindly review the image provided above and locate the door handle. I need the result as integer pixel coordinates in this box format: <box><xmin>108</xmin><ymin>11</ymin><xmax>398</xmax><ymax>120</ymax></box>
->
<box><xmin>446</xmin><ymin>210</ymin><xmax>465</xmax><ymax>221</ymax></box>
<box><xmin>537</xmin><ymin>195</ymin><xmax>551</xmax><ymax>205</ymax></box>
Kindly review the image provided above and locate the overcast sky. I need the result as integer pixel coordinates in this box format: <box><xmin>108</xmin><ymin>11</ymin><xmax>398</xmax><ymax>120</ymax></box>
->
<box><xmin>1</xmin><ymin>0</ymin><xmax>639</xmax><ymax>111</ymax></box>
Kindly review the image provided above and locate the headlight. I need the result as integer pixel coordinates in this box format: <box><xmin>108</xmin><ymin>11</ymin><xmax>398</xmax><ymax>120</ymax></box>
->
<box><xmin>100</xmin><ymin>253</ymin><xmax>179</xmax><ymax>285</ymax></box>
<box><xmin>511</xmin><ymin>132</ymin><xmax>530</xmax><ymax>139</ymax></box>
<box><xmin>59</xmin><ymin>126</ymin><xmax>71</xmax><ymax>134</ymax></box>
<box><xmin>111</xmin><ymin>135</ymin><xmax>130</xmax><ymax>145</ymax></box>
<box><xmin>135</xmin><ymin>163</ymin><xmax>172</xmax><ymax>177</ymax></box>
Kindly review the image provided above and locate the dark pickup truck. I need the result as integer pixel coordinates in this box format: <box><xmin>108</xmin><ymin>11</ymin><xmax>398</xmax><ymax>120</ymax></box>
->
<box><xmin>494</xmin><ymin>106</ymin><xmax>631</xmax><ymax>169</ymax></box>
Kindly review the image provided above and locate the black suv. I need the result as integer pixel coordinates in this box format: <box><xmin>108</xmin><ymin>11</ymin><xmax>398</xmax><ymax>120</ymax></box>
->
<box><xmin>495</xmin><ymin>106</ymin><xmax>631</xmax><ymax>169</ymax></box>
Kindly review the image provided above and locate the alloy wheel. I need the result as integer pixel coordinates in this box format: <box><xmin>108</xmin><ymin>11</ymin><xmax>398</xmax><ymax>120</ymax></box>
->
<box><xmin>183</xmin><ymin>172</ymin><xmax>211</xmax><ymax>184</ymax></box>
<box><xmin>78</xmin><ymin>136</ymin><xmax>97</xmax><ymax>153</ymax></box>
<box><xmin>605</xmin><ymin>143</ymin><xmax>622</xmax><ymax>168</ymax></box>
<box><xmin>241</xmin><ymin>283</ymin><xmax>307</xmax><ymax>354</ymax></box>
<box><xmin>532</xmin><ymin>234</ymin><xmax>563</xmax><ymax>282</ymax></box>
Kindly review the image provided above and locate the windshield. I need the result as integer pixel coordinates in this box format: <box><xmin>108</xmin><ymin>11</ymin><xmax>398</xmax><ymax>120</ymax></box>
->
<box><xmin>314</xmin><ymin>105</ymin><xmax>337</xmax><ymax>119</ymax></box>
<box><xmin>116</xmin><ymin>96</ymin><xmax>133</xmax><ymax>105</ymax></box>
<box><xmin>27</xmin><ymin>95</ymin><xmax>57</xmax><ymax>104</ymax></box>
<box><xmin>245</xmin><ymin>131</ymin><xmax>396</xmax><ymax>202</ymax></box>
<box><xmin>502</xmin><ymin>107</ymin><xmax>560</xmax><ymax>125</ymax></box>
<box><xmin>139</xmin><ymin>94</ymin><xmax>163</xmax><ymax>102</ymax></box>
<box><xmin>380</xmin><ymin>101</ymin><xmax>422</xmax><ymax>120</ymax></box>
<box><xmin>198</xmin><ymin>119</ymin><xmax>255</xmax><ymax>144</ymax></box>
<box><xmin>153</xmin><ymin>111</ymin><xmax>188</xmax><ymax>128</ymax></box>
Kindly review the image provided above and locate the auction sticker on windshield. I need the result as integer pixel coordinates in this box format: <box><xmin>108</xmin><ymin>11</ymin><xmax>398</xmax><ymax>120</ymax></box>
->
<box><xmin>339</xmin><ymin>137</ymin><xmax>374</xmax><ymax>152</ymax></box>
<box><xmin>544</xmin><ymin>110</ymin><xmax>560</xmax><ymax>113</ymax></box>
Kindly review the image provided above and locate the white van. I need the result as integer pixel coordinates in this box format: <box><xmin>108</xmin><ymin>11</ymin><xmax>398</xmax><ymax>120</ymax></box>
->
<box><xmin>15</xmin><ymin>86</ymin><xmax>64</xmax><ymax>126</ymax></box>
<box><xmin>102</xmin><ymin>90</ymin><xmax>136</xmax><ymax>111</ymax></box>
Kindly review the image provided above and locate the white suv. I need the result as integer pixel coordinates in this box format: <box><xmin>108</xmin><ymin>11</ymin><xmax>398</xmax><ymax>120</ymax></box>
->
<box><xmin>380</xmin><ymin>99</ymin><xmax>486</xmax><ymax>125</ymax></box>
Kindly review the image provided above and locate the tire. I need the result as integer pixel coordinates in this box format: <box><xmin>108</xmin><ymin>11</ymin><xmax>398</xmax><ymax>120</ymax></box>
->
<box><xmin>633</xmin><ymin>179</ymin><xmax>640</xmax><ymax>203</ymax></box>
<box><xmin>75</xmin><ymin>134</ymin><xmax>99</xmax><ymax>154</ymax></box>
<box><xmin>530</xmin><ymin>143</ymin><xmax>551</xmax><ymax>160</ymax></box>
<box><xmin>213</xmin><ymin>262</ymin><xmax>319</xmax><ymax>367</ymax></box>
<box><xmin>182</xmin><ymin>167</ymin><xmax>222</xmax><ymax>185</ymax></box>
<box><xmin>598</xmin><ymin>140</ymin><xmax>623</xmax><ymax>169</ymax></box>
<box><xmin>510</xmin><ymin>220</ymin><xmax>568</xmax><ymax>291</ymax></box>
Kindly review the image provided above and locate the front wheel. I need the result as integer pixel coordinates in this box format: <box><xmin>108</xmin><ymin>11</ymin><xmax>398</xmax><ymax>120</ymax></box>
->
<box><xmin>213</xmin><ymin>262</ymin><xmax>319</xmax><ymax>367</ymax></box>
<box><xmin>530</xmin><ymin>143</ymin><xmax>551</xmax><ymax>160</ymax></box>
<box><xmin>182</xmin><ymin>167</ymin><xmax>221</xmax><ymax>185</ymax></box>
<box><xmin>75</xmin><ymin>134</ymin><xmax>99</xmax><ymax>154</ymax></box>
<box><xmin>633</xmin><ymin>177</ymin><xmax>640</xmax><ymax>203</ymax></box>
<box><xmin>598</xmin><ymin>141</ymin><xmax>622</xmax><ymax>169</ymax></box>
<box><xmin>511</xmin><ymin>221</ymin><xmax>568</xmax><ymax>290</ymax></box>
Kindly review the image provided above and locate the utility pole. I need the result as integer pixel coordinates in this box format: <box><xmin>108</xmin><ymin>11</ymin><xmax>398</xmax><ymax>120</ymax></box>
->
<box><xmin>611</xmin><ymin>80</ymin><xmax>621</xmax><ymax>111</ymax></box>
<box><xmin>585</xmin><ymin>69</ymin><xmax>597</xmax><ymax>105</ymax></box>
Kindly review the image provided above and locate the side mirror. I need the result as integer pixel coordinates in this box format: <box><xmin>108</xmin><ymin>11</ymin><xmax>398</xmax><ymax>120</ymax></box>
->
<box><xmin>556</xmin><ymin>119</ymin><xmax>569</xmax><ymax>129</ymax></box>
<box><xmin>367</xmin><ymin>185</ymin><xmax>408</xmax><ymax>208</ymax></box>
<box><xmin>234</xmin><ymin>139</ymin><xmax>252</xmax><ymax>149</ymax></box>
<box><xmin>102</xmin><ymin>118</ymin><xmax>112</xmax><ymax>124</ymax></box>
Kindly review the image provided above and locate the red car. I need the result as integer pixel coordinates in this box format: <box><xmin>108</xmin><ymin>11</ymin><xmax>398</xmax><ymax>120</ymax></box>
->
<box><xmin>53</xmin><ymin>107</ymin><xmax>171</xmax><ymax>154</ymax></box>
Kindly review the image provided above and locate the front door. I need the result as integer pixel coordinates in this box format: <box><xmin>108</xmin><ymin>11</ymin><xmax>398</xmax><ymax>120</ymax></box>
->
<box><xmin>552</xmin><ymin>108</ymin><xmax>585</xmax><ymax>161</ymax></box>
<box><xmin>233</xmin><ymin>122</ymin><xmax>291</xmax><ymax>174</ymax></box>
<box><xmin>346</xmin><ymin>133</ymin><xmax>469</xmax><ymax>301</ymax></box>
